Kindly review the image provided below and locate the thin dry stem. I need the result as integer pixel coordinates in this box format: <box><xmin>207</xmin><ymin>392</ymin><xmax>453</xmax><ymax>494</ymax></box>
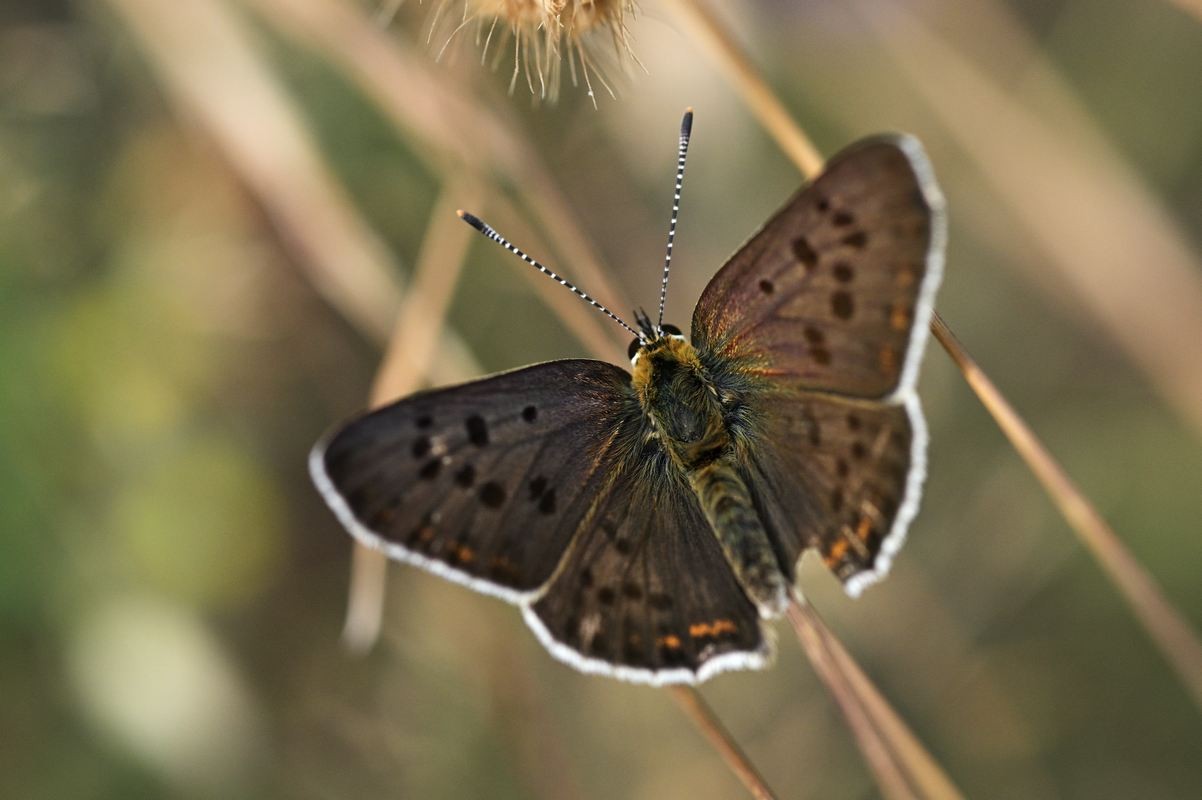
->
<box><xmin>668</xmin><ymin>686</ymin><xmax>778</xmax><ymax>800</ymax></box>
<box><xmin>930</xmin><ymin>314</ymin><xmax>1202</xmax><ymax>710</ymax></box>
<box><xmin>790</xmin><ymin>599</ymin><xmax>966</xmax><ymax>799</ymax></box>
<box><xmin>1162</xmin><ymin>0</ymin><xmax>1202</xmax><ymax>23</ymax></box>
<box><xmin>660</xmin><ymin>0</ymin><xmax>824</xmax><ymax>177</ymax></box>
<box><xmin>344</xmin><ymin>181</ymin><xmax>482</xmax><ymax>654</ymax></box>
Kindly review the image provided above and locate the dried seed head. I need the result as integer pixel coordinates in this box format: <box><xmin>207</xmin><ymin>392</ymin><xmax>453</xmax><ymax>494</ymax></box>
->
<box><xmin>426</xmin><ymin>0</ymin><xmax>640</xmax><ymax>104</ymax></box>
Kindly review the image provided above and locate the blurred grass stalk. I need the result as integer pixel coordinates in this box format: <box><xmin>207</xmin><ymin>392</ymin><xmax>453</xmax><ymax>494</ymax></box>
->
<box><xmin>661</xmin><ymin>0</ymin><xmax>1202</xmax><ymax>715</ymax></box>
<box><xmin>1164</xmin><ymin>0</ymin><xmax>1202</xmax><ymax>25</ymax></box>
<box><xmin>345</xmin><ymin>181</ymin><xmax>481</xmax><ymax>653</ymax></box>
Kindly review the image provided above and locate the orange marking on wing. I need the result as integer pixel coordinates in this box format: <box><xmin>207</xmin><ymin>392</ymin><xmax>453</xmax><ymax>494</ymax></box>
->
<box><xmin>890</xmin><ymin>305</ymin><xmax>911</xmax><ymax>332</ymax></box>
<box><xmin>455</xmin><ymin>545</ymin><xmax>475</xmax><ymax>564</ymax></box>
<box><xmin>896</xmin><ymin>265</ymin><xmax>917</xmax><ymax>288</ymax></box>
<box><xmin>688</xmin><ymin>619</ymin><xmax>737</xmax><ymax>638</ymax></box>
<box><xmin>658</xmin><ymin>634</ymin><xmax>682</xmax><ymax>650</ymax></box>
<box><xmin>879</xmin><ymin>344</ymin><xmax>898</xmax><ymax>374</ymax></box>
<box><xmin>856</xmin><ymin>517</ymin><xmax>874</xmax><ymax>540</ymax></box>
<box><xmin>417</xmin><ymin>527</ymin><xmax>436</xmax><ymax>543</ymax></box>
<box><xmin>826</xmin><ymin>538</ymin><xmax>850</xmax><ymax>565</ymax></box>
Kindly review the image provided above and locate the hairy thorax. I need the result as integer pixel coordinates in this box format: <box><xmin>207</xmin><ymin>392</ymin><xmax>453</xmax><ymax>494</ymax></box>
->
<box><xmin>630</xmin><ymin>335</ymin><xmax>730</xmax><ymax>471</ymax></box>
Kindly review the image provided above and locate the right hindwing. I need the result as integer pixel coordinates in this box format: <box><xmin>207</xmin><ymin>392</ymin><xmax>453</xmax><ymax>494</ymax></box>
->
<box><xmin>310</xmin><ymin>359</ymin><xmax>637</xmax><ymax>603</ymax></box>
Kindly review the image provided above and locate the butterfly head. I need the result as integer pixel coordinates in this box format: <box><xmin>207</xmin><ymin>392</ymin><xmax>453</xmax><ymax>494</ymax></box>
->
<box><xmin>628</xmin><ymin>308</ymin><xmax>687</xmax><ymax>366</ymax></box>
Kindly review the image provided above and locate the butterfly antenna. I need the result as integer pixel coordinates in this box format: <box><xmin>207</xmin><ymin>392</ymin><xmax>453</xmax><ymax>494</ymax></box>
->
<box><xmin>656</xmin><ymin>108</ymin><xmax>694</xmax><ymax>334</ymax></box>
<box><xmin>457</xmin><ymin>210</ymin><xmax>645</xmax><ymax>342</ymax></box>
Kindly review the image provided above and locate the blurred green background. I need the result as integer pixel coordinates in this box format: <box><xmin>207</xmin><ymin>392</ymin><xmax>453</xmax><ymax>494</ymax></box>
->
<box><xmin>4</xmin><ymin>0</ymin><xmax>1202</xmax><ymax>797</ymax></box>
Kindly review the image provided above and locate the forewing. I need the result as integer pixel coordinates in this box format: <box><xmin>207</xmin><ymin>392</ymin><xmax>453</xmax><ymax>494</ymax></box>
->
<box><xmin>740</xmin><ymin>391</ymin><xmax>924</xmax><ymax>597</ymax></box>
<box><xmin>526</xmin><ymin>458</ymin><xmax>771</xmax><ymax>686</ymax></box>
<box><xmin>692</xmin><ymin>135</ymin><xmax>945</xmax><ymax>401</ymax></box>
<box><xmin>310</xmin><ymin>360</ymin><xmax>634</xmax><ymax>603</ymax></box>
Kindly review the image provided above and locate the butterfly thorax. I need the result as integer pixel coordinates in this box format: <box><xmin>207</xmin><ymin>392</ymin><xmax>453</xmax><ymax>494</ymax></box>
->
<box><xmin>632</xmin><ymin>334</ymin><xmax>789</xmax><ymax>616</ymax></box>
<box><xmin>631</xmin><ymin>335</ymin><xmax>729</xmax><ymax>470</ymax></box>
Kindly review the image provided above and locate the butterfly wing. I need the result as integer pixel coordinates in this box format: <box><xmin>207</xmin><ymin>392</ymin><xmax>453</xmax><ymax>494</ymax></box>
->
<box><xmin>691</xmin><ymin>135</ymin><xmax>944</xmax><ymax>594</ymax></box>
<box><xmin>692</xmin><ymin>135</ymin><xmax>944</xmax><ymax>401</ymax></box>
<box><xmin>310</xmin><ymin>360</ymin><xmax>636</xmax><ymax>603</ymax></box>
<box><xmin>313</xmin><ymin>358</ymin><xmax>772</xmax><ymax>684</ymax></box>
<box><xmin>741</xmin><ymin>393</ymin><xmax>924</xmax><ymax>597</ymax></box>
<box><xmin>526</xmin><ymin>457</ymin><xmax>771</xmax><ymax>685</ymax></box>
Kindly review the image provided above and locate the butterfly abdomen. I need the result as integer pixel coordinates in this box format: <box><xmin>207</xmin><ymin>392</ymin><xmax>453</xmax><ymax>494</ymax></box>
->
<box><xmin>688</xmin><ymin>459</ymin><xmax>789</xmax><ymax>617</ymax></box>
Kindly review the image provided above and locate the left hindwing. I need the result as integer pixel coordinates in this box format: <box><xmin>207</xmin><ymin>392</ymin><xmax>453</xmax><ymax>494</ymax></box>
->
<box><xmin>310</xmin><ymin>360</ymin><xmax>635</xmax><ymax>603</ymax></box>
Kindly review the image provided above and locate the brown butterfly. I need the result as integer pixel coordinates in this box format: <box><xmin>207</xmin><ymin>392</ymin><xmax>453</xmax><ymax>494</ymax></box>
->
<box><xmin>310</xmin><ymin>110</ymin><xmax>945</xmax><ymax>685</ymax></box>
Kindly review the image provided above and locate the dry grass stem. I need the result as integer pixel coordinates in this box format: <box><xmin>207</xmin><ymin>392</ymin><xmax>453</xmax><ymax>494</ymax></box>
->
<box><xmin>790</xmin><ymin>600</ymin><xmax>966</xmax><ymax>799</ymax></box>
<box><xmin>857</xmin><ymin>0</ymin><xmax>1202</xmax><ymax>439</ymax></box>
<box><xmin>1162</xmin><ymin>0</ymin><xmax>1202</xmax><ymax>23</ymax></box>
<box><xmin>669</xmin><ymin>686</ymin><xmax>778</xmax><ymax>800</ymax></box>
<box><xmin>344</xmin><ymin>181</ymin><xmax>482</xmax><ymax>653</ymax></box>
<box><xmin>930</xmin><ymin>314</ymin><xmax>1202</xmax><ymax>710</ymax></box>
<box><xmin>105</xmin><ymin>0</ymin><xmax>402</xmax><ymax>343</ymax></box>
<box><xmin>660</xmin><ymin>0</ymin><xmax>824</xmax><ymax>177</ymax></box>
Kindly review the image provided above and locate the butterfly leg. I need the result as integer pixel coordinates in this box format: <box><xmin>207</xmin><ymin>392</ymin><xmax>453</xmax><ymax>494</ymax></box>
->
<box><xmin>688</xmin><ymin>459</ymin><xmax>789</xmax><ymax>617</ymax></box>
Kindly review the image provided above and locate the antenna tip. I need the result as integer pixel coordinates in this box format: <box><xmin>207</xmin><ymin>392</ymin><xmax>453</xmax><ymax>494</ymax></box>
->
<box><xmin>681</xmin><ymin>108</ymin><xmax>694</xmax><ymax>136</ymax></box>
<box><xmin>457</xmin><ymin>210</ymin><xmax>486</xmax><ymax>231</ymax></box>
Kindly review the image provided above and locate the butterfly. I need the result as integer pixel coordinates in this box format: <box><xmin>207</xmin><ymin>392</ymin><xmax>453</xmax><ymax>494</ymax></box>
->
<box><xmin>310</xmin><ymin>110</ymin><xmax>945</xmax><ymax>685</ymax></box>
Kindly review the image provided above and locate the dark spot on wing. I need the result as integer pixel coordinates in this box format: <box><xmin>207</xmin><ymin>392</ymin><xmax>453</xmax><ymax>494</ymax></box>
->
<box><xmin>538</xmin><ymin>489</ymin><xmax>557</xmax><ymax>515</ymax></box>
<box><xmin>419</xmin><ymin>458</ymin><xmax>442</xmax><ymax>480</ymax></box>
<box><xmin>831</xmin><ymin>488</ymin><xmax>844</xmax><ymax>511</ymax></box>
<box><xmin>480</xmin><ymin>481</ymin><xmax>506</xmax><ymax>508</ymax></box>
<box><xmin>454</xmin><ymin>464</ymin><xmax>475</xmax><ymax>488</ymax></box>
<box><xmin>847</xmin><ymin>413</ymin><xmax>862</xmax><ymax>431</ymax></box>
<box><xmin>851</xmin><ymin>442</ymin><xmax>867</xmax><ymax>460</ymax></box>
<box><xmin>832</xmin><ymin>261</ymin><xmax>854</xmax><ymax>283</ymax></box>
<box><xmin>833</xmin><ymin>210</ymin><xmax>855</xmax><ymax>227</ymax></box>
<box><xmin>465</xmin><ymin>415</ymin><xmax>489</xmax><ymax>447</ymax></box>
<box><xmin>831</xmin><ymin>290</ymin><xmax>855</xmax><ymax>320</ymax></box>
<box><xmin>836</xmin><ymin>458</ymin><xmax>849</xmax><ymax>478</ymax></box>
<box><xmin>649</xmin><ymin>592</ymin><xmax>674</xmax><ymax>611</ymax></box>
<box><xmin>759</xmin><ymin>279</ymin><xmax>775</xmax><ymax>294</ymax></box>
<box><xmin>792</xmin><ymin>236</ymin><xmax>819</xmax><ymax>270</ymax></box>
<box><xmin>816</xmin><ymin>196</ymin><xmax>830</xmax><ymax>212</ymax></box>
<box><xmin>614</xmin><ymin>538</ymin><xmax>632</xmax><ymax>555</ymax></box>
<box><xmin>622</xmin><ymin>582</ymin><xmax>643</xmax><ymax>600</ymax></box>
<box><xmin>804</xmin><ymin>326</ymin><xmax>825</xmax><ymax>345</ymax></box>
<box><xmin>598</xmin><ymin>586</ymin><xmax>616</xmax><ymax>605</ymax></box>
<box><xmin>529</xmin><ymin>475</ymin><xmax>548</xmax><ymax>500</ymax></box>
<box><xmin>580</xmin><ymin>567</ymin><xmax>594</xmax><ymax>589</ymax></box>
<box><xmin>811</xmin><ymin>347</ymin><xmax>831</xmax><ymax>366</ymax></box>
<box><xmin>522</xmin><ymin>405</ymin><xmax>538</xmax><ymax>423</ymax></box>
<box><xmin>415</xmin><ymin>415</ymin><xmax>433</xmax><ymax>429</ymax></box>
<box><xmin>842</xmin><ymin>231</ymin><xmax>868</xmax><ymax>249</ymax></box>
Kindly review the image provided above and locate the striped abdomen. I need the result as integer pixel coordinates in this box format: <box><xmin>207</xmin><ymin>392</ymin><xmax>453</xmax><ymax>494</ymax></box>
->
<box><xmin>688</xmin><ymin>458</ymin><xmax>789</xmax><ymax>617</ymax></box>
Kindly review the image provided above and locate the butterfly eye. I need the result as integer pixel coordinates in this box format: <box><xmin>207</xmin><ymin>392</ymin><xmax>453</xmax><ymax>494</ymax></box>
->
<box><xmin>627</xmin><ymin>337</ymin><xmax>642</xmax><ymax>360</ymax></box>
<box><xmin>661</xmin><ymin>323</ymin><xmax>683</xmax><ymax>337</ymax></box>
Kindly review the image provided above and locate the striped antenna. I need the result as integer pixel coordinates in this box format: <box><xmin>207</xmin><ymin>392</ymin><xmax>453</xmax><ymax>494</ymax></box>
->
<box><xmin>457</xmin><ymin>210</ymin><xmax>645</xmax><ymax>342</ymax></box>
<box><xmin>656</xmin><ymin>108</ymin><xmax>694</xmax><ymax>334</ymax></box>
